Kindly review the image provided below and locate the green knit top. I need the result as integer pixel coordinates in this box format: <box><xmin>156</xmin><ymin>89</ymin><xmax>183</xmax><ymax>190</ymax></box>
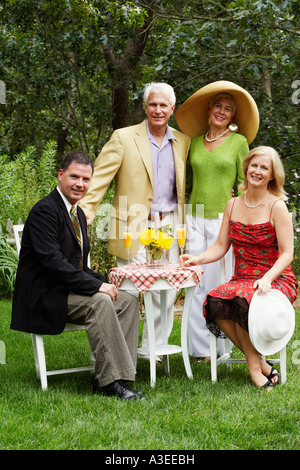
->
<box><xmin>186</xmin><ymin>133</ymin><xmax>249</xmax><ymax>218</ymax></box>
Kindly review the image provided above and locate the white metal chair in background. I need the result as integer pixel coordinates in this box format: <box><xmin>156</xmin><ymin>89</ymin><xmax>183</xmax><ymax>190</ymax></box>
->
<box><xmin>209</xmin><ymin>215</ymin><xmax>287</xmax><ymax>384</ymax></box>
<box><xmin>13</xmin><ymin>224</ymin><xmax>95</xmax><ymax>390</ymax></box>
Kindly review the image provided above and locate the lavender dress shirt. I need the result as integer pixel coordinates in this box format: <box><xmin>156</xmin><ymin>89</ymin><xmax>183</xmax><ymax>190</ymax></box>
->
<box><xmin>146</xmin><ymin>120</ymin><xmax>177</xmax><ymax>215</ymax></box>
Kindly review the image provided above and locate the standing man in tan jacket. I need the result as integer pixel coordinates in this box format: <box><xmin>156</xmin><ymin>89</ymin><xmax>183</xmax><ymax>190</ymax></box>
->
<box><xmin>79</xmin><ymin>83</ymin><xmax>191</xmax><ymax>354</ymax></box>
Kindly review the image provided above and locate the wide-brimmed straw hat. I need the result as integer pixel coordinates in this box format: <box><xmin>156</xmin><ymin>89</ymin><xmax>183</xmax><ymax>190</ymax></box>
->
<box><xmin>176</xmin><ymin>80</ymin><xmax>259</xmax><ymax>144</ymax></box>
<box><xmin>248</xmin><ymin>290</ymin><xmax>295</xmax><ymax>355</ymax></box>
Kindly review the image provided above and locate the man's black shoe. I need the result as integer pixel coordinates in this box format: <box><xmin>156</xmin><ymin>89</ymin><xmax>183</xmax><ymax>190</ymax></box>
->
<box><xmin>93</xmin><ymin>380</ymin><xmax>145</xmax><ymax>401</ymax></box>
<box><xmin>120</xmin><ymin>380</ymin><xmax>144</xmax><ymax>398</ymax></box>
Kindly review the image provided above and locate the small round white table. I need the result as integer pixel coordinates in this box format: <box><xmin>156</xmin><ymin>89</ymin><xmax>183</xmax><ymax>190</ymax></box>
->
<box><xmin>109</xmin><ymin>263</ymin><xmax>203</xmax><ymax>387</ymax></box>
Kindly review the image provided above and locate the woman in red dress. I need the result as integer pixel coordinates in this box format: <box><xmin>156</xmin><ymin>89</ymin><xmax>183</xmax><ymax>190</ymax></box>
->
<box><xmin>180</xmin><ymin>146</ymin><xmax>298</xmax><ymax>390</ymax></box>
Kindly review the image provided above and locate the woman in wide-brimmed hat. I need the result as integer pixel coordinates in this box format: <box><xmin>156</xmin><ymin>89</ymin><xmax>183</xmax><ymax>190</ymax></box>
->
<box><xmin>180</xmin><ymin>146</ymin><xmax>298</xmax><ymax>389</ymax></box>
<box><xmin>176</xmin><ymin>80</ymin><xmax>259</xmax><ymax>361</ymax></box>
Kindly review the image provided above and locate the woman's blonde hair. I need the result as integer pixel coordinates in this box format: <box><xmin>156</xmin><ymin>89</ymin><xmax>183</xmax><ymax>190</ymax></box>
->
<box><xmin>209</xmin><ymin>93</ymin><xmax>237</xmax><ymax>115</ymax></box>
<box><xmin>239</xmin><ymin>146</ymin><xmax>287</xmax><ymax>200</ymax></box>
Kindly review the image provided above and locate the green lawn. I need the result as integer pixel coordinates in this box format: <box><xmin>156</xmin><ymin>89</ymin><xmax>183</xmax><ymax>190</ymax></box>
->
<box><xmin>0</xmin><ymin>298</ymin><xmax>299</xmax><ymax>451</ymax></box>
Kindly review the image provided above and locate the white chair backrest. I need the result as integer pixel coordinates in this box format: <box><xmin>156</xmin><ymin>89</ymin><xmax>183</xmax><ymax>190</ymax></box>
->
<box><xmin>13</xmin><ymin>223</ymin><xmax>91</xmax><ymax>268</ymax></box>
<box><xmin>13</xmin><ymin>224</ymin><xmax>25</xmax><ymax>256</ymax></box>
<box><xmin>218</xmin><ymin>213</ymin><xmax>235</xmax><ymax>283</ymax></box>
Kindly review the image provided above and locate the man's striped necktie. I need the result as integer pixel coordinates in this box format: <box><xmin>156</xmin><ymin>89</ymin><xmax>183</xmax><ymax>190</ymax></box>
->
<box><xmin>70</xmin><ymin>206</ymin><xmax>83</xmax><ymax>270</ymax></box>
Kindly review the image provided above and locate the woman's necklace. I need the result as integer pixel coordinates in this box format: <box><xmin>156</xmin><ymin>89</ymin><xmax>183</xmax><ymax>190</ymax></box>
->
<box><xmin>244</xmin><ymin>190</ymin><xmax>269</xmax><ymax>208</ymax></box>
<box><xmin>205</xmin><ymin>127</ymin><xmax>230</xmax><ymax>142</ymax></box>
<box><xmin>205</xmin><ymin>123</ymin><xmax>238</xmax><ymax>142</ymax></box>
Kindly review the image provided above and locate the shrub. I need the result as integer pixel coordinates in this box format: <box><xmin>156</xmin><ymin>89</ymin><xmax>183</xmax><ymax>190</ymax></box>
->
<box><xmin>88</xmin><ymin>182</ymin><xmax>116</xmax><ymax>277</ymax></box>
<box><xmin>0</xmin><ymin>141</ymin><xmax>57</xmax><ymax>228</ymax></box>
<box><xmin>0</xmin><ymin>235</ymin><xmax>19</xmax><ymax>297</ymax></box>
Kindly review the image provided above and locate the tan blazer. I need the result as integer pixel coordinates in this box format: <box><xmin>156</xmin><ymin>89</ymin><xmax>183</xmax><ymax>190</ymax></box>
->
<box><xmin>79</xmin><ymin>120</ymin><xmax>191</xmax><ymax>259</ymax></box>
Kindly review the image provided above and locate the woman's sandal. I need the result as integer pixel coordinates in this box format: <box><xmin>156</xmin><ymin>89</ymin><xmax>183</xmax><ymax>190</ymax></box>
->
<box><xmin>266</xmin><ymin>360</ymin><xmax>280</xmax><ymax>386</ymax></box>
<box><xmin>259</xmin><ymin>379</ymin><xmax>274</xmax><ymax>391</ymax></box>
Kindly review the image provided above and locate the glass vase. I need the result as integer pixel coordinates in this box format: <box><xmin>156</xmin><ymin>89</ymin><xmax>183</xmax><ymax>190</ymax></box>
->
<box><xmin>146</xmin><ymin>246</ymin><xmax>169</xmax><ymax>268</ymax></box>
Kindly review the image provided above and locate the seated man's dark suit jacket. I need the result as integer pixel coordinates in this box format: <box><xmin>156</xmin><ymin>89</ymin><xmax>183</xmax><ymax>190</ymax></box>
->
<box><xmin>11</xmin><ymin>188</ymin><xmax>106</xmax><ymax>335</ymax></box>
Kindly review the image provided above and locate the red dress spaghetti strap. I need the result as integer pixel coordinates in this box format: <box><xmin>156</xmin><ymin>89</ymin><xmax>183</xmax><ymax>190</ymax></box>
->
<box><xmin>203</xmin><ymin>199</ymin><xmax>298</xmax><ymax>325</ymax></box>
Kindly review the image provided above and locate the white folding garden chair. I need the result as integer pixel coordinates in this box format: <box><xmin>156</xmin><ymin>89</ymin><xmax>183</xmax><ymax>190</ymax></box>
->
<box><xmin>13</xmin><ymin>224</ymin><xmax>95</xmax><ymax>390</ymax></box>
<box><xmin>209</xmin><ymin>215</ymin><xmax>287</xmax><ymax>383</ymax></box>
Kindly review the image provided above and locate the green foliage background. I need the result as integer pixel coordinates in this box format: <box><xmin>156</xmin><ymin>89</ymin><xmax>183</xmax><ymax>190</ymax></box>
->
<box><xmin>0</xmin><ymin>0</ymin><xmax>299</xmax><ymax>293</ymax></box>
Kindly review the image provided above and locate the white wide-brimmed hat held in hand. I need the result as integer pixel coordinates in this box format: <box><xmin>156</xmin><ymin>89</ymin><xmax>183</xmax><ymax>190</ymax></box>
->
<box><xmin>248</xmin><ymin>289</ymin><xmax>295</xmax><ymax>355</ymax></box>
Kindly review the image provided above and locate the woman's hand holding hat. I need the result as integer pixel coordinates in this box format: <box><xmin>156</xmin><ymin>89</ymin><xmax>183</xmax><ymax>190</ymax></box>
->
<box><xmin>253</xmin><ymin>275</ymin><xmax>272</xmax><ymax>295</ymax></box>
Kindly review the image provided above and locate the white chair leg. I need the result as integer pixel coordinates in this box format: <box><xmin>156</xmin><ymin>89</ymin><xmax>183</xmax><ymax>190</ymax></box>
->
<box><xmin>210</xmin><ymin>332</ymin><xmax>218</xmax><ymax>382</ymax></box>
<box><xmin>0</xmin><ymin>340</ymin><xmax>6</xmax><ymax>364</ymax></box>
<box><xmin>31</xmin><ymin>334</ymin><xmax>48</xmax><ymax>390</ymax></box>
<box><xmin>224</xmin><ymin>338</ymin><xmax>233</xmax><ymax>369</ymax></box>
<box><xmin>89</xmin><ymin>342</ymin><xmax>96</xmax><ymax>373</ymax></box>
<box><xmin>31</xmin><ymin>334</ymin><xmax>40</xmax><ymax>378</ymax></box>
<box><xmin>280</xmin><ymin>347</ymin><xmax>286</xmax><ymax>384</ymax></box>
<box><xmin>217</xmin><ymin>337</ymin><xmax>226</xmax><ymax>357</ymax></box>
<box><xmin>225</xmin><ymin>337</ymin><xmax>232</xmax><ymax>355</ymax></box>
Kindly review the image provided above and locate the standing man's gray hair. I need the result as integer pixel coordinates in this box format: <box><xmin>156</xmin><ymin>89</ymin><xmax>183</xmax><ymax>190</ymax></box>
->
<box><xmin>143</xmin><ymin>82</ymin><xmax>176</xmax><ymax>107</ymax></box>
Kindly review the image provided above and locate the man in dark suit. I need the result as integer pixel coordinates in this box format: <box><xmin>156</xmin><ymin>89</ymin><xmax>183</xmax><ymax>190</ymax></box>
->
<box><xmin>11</xmin><ymin>151</ymin><xmax>144</xmax><ymax>401</ymax></box>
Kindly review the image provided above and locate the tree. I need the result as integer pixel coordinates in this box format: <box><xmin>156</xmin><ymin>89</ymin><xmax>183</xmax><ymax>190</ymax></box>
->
<box><xmin>0</xmin><ymin>0</ymin><xmax>111</xmax><ymax>156</ymax></box>
<box><xmin>0</xmin><ymin>0</ymin><xmax>298</xmax><ymax>183</ymax></box>
<box><xmin>100</xmin><ymin>1</ymin><xmax>155</xmax><ymax>129</ymax></box>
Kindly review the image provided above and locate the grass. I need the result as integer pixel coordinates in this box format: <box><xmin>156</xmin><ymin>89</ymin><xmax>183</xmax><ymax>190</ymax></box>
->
<box><xmin>0</xmin><ymin>298</ymin><xmax>299</xmax><ymax>451</ymax></box>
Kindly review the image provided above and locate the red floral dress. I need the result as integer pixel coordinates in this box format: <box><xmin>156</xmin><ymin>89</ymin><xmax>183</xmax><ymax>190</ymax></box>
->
<box><xmin>203</xmin><ymin>204</ymin><xmax>298</xmax><ymax>331</ymax></box>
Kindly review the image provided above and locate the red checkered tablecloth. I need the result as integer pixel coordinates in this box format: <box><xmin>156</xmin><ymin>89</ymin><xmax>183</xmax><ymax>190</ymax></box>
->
<box><xmin>108</xmin><ymin>263</ymin><xmax>203</xmax><ymax>293</ymax></box>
